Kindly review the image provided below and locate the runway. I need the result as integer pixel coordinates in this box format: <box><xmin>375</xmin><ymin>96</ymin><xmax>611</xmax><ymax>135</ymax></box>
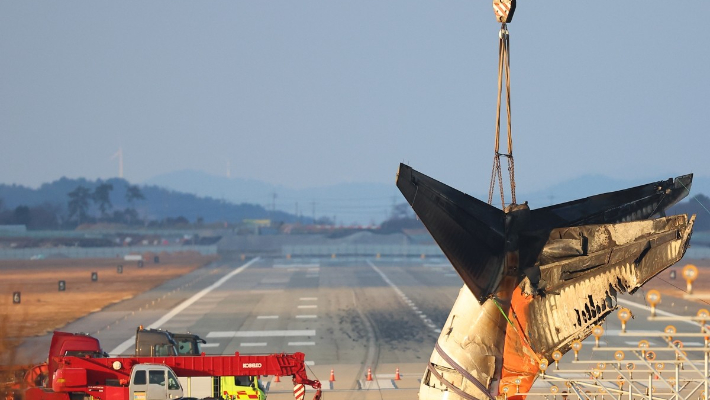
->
<box><xmin>17</xmin><ymin>253</ymin><xmax>709</xmax><ymax>400</ymax></box>
<box><xmin>19</xmin><ymin>254</ymin><xmax>463</xmax><ymax>399</ymax></box>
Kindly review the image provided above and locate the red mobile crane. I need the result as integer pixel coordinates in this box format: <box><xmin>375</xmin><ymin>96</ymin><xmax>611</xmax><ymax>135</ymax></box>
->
<box><xmin>22</xmin><ymin>331</ymin><xmax>321</xmax><ymax>400</ymax></box>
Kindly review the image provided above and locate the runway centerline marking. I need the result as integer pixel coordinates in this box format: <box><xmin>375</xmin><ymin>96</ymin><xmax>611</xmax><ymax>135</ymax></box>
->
<box><xmin>200</xmin><ymin>343</ymin><xmax>220</xmax><ymax>348</ymax></box>
<box><xmin>109</xmin><ymin>257</ymin><xmax>261</xmax><ymax>355</ymax></box>
<box><xmin>273</xmin><ymin>263</ymin><xmax>320</xmax><ymax>268</ymax></box>
<box><xmin>298</xmin><ymin>305</ymin><xmax>317</xmax><ymax>309</ymax></box>
<box><xmin>288</xmin><ymin>342</ymin><xmax>315</xmax><ymax>346</ymax></box>
<box><xmin>240</xmin><ymin>343</ymin><xmax>267</xmax><ymax>347</ymax></box>
<box><xmin>300</xmin><ymin>297</ymin><xmax>318</xmax><ymax>301</ymax></box>
<box><xmin>207</xmin><ymin>330</ymin><xmax>315</xmax><ymax>338</ymax></box>
<box><xmin>296</xmin><ymin>315</ymin><xmax>317</xmax><ymax>319</ymax></box>
<box><xmin>367</xmin><ymin>260</ymin><xmax>440</xmax><ymax>334</ymax></box>
<box><xmin>257</xmin><ymin>315</ymin><xmax>279</xmax><ymax>319</ymax></box>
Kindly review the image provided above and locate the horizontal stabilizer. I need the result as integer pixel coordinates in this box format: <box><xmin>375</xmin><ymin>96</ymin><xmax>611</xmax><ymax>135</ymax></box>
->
<box><xmin>530</xmin><ymin>174</ymin><xmax>693</xmax><ymax>230</ymax></box>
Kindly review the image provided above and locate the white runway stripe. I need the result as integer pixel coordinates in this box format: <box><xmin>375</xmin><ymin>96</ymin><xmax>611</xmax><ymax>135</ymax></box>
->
<box><xmin>200</xmin><ymin>343</ymin><xmax>220</xmax><ymax>348</ymax></box>
<box><xmin>108</xmin><ymin>257</ymin><xmax>261</xmax><ymax>356</ymax></box>
<box><xmin>240</xmin><ymin>342</ymin><xmax>267</xmax><ymax>347</ymax></box>
<box><xmin>257</xmin><ymin>315</ymin><xmax>279</xmax><ymax>319</ymax></box>
<box><xmin>300</xmin><ymin>297</ymin><xmax>318</xmax><ymax>301</ymax></box>
<box><xmin>273</xmin><ymin>263</ymin><xmax>320</xmax><ymax>268</ymax></box>
<box><xmin>288</xmin><ymin>342</ymin><xmax>315</xmax><ymax>346</ymax></box>
<box><xmin>296</xmin><ymin>315</ymin><xmax>317</xmax><ymax>319</ymax></box>
<box><xmin>207</xmin><ymin>330</ymin><xmax>315</xmax><ymax>338</ymax></box>
<box><xmin>298</xmin><ymin>305</ymin><xmax>317</xmax><ymax>309</ymax></box>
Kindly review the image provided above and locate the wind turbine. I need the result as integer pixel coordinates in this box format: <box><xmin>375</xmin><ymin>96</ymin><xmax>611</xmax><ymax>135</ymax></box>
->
<box><xmin>111</xmin><ymin>147</ymin><xmax>123</xmax><ymax>178</ymax></box>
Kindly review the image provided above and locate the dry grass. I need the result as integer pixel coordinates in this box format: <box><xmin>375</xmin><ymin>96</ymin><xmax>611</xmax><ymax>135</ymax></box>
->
<box><xmin>0</xmin><ymin>252</ymin><xmax>217</xmax><ymax>339</ymax></box>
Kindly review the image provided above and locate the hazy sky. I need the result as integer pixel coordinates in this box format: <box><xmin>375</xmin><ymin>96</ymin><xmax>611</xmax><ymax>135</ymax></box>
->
<box><xmin>2</xmin><ymin>2</ymin><xmax>708</xmax><ymax>195</ymax></box>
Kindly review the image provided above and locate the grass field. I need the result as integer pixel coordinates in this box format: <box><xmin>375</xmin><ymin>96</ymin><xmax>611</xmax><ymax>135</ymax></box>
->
<box><xmin>0</xmin><ymin>252</ymin><xmax>217</xmax><ymax>339</ymax></box>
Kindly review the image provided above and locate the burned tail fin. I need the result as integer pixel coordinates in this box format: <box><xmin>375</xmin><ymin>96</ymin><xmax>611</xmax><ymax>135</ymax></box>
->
<box><xmin>396</xmin><ymin>164</ymin><xmax>506</xmax><ymax>302</ymax></box>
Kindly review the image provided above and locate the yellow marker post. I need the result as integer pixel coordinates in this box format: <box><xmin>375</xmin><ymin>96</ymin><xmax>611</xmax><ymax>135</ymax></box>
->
<box><xmin>552</xmin><ymin>350</ymin><xmax>562</xmax><ymax>369</ymax></box>
<box><xmin>618</xmin><ymin>308</ymin><xmax>631</xmax><ymax>333</ymax></box>
<box><xmin>646</xmin><ymin>290</ymin><xmax>661</xmax><ymax>317</ymax></box>
<box><xmin>592</xmin><ymin>325</ymin><xmax>604</xmax><ymax>348</ymax></box>
<box><xmin>664</xmin><ymin>325</ymin><xmax>676</xmax><ymax>341</ymax></box>
<box><xmin>571</xmin><ymin>340</ymin><xmax>582</xmax><ymax>361</ymax></box>
<box><xmin>538</xmin><ymin>359</ymin><xmax>548</xmax><ymax>378</ymax></box>
<box><xmin>683</xmin><ymin>264</ymin><xmax>698</xmax><ymax>294</ymax></box>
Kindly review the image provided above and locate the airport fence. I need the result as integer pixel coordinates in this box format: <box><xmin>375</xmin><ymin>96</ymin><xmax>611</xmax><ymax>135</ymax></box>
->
<box><xmin>0</xmin><ymin>244</ymin><xmax>218</xmax><ymax>260</ymax></box>
<box><xmin>282</xmin><ymin>244</ymin><xmax>444</xmax><ymax>258</ymax></box>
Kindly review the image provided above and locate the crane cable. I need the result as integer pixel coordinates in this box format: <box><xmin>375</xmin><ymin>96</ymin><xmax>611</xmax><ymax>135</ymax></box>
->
<box><xmin>488</xmin><ymin>23</ymin><xmax>517</xmax><ymax>208</ymax></box>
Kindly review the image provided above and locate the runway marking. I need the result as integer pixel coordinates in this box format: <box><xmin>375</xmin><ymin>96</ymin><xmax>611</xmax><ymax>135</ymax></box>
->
<box><xmin>108</xmin><ymin>257</ymin><xmax>261</xmax><ymax>356</ymax></box>
<box><xmin>367</xmin><ymin>260</ymin><xmax>440</xmax><ymax>334</ymax></box>
<box><xmin>273</xmin><ymin>263</ymin><xmax>320</xmax><ymax>268</ymax></box>
<box><xmin>200</xmin><ymin>343</ymin><xmax>220</xmax><ymax>348</ymax></box>
<box><xmin>257</xmin><ymin>315</ymin><xmax>279</xmax><ymax>319</ymax></box>
<box><xmin>207</xmin><ymin>330</ymin><xmax>316</xmax><ymax>338</ymax></box>
<box><xmin>305</xmin><ymin>361</ymin><xmax>315</xmax><ymax>366</ymax></box>
<box><xmin>359</xmin><ymin>379</ymin><xmax>396</xmax><ymax>390</ymax></box>
<box><xmin>262</xmin><ymin>278</ymin><xmax>289</xmax><ymax>284</ymax></box>
<box><xmin>288</xmin><ymin>342</ymin><xmax>315</xmax><ymax>346</ymax></box>
<box><xmin>300</xmin><ymin>297</ymin><xmax>318</xmax><ymax>301</ymax></box>
<box><xmin>240</xmin><ymin>342</ymin><xmax>267</xmax><ymax>347</ymax></box>
<box><xmin>249</xmin><ymin>290</ymin><xmax>285</xmax><ymax>294</ymax></box>
<box><xmin>296</xmin><ymin>315</ymin><xmax>317</xmax><ymax>319</ymax></box>
<box><xmin>298</xmin><ymin>305</ymin><xmax>317</xmax><ymax>309</ymax></box>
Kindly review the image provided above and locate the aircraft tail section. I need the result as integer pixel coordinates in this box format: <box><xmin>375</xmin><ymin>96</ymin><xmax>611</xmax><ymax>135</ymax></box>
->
<box><xmin>396</xmin><ymin>163</ymin><xmax>506</xmax><ymax>303</ymax></box>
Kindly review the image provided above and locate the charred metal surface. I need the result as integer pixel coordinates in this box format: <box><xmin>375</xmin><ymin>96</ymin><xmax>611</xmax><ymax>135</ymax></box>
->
<box><xmin>396</xmin><ymin>164</ymin><xmax>695</xmax><ymax>400</ymax></box>
<box><xmin>396</xmin><ymin>164</ymin><xmax>505</xmax><ymax>303</ymax></box>
<box><xmin>396</xmin><ymin>163</ymin><xmax>693</xmax><ymax>303</ymax></box>
<box><xmin>525</xmin><ymin>214</ymin><xmax>694</xmax><ymax>358</ymax></box>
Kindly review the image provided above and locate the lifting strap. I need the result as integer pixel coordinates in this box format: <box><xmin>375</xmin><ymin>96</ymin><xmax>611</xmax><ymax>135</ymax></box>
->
<box><xmin>488</xmin><ymin>23</ymin><xmax>516</xmax><ymax>208</ymax></box>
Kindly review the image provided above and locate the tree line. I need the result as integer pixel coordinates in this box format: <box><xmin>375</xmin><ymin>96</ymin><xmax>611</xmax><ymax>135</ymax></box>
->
<box><xmin>0</xmin><ymin>184</ymin><xmax>145</xmax><ymax>229</ymax></box>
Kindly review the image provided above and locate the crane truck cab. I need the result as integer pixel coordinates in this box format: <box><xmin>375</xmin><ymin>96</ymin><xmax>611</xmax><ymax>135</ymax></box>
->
<box><xmin>129</xmin><ymin>364</ymin><xmax>183</xmax><ymax>400</ymax></box>
<box><xmin>135</xmin><ymin>327</ymin><xmax>178</xmax><ymax>357</ymax></box>
<box><xmin>215</xmin><ymin>376</ymin><xmax>265</xmax><ymax>400</ymax></box>
<box><xmin>170</xmin><ymin>333</ymin><xmax>205</xmax><ymax>356</ymax></box>
<box><xmin>47</xmin><ymin>332</ymin><xmax>106</xmax><ymax>383</ymax></box>
<box><xmin>135</xmin><ymin>327</ymin><xmax>205</xmax><ymax>356</ymax></box>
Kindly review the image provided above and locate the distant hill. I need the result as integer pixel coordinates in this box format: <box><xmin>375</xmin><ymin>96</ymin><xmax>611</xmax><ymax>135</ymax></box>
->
<box><xmin>144</xmin><ymin>170</ymin><xmax>401</xmax><ymax>225</ymax></box>
<box><xmin>0</xmin><ymin>177</ymin><xmax>300</xmax><ymax>224</ymax></box>
<box><xmin>145</xmin><ymin>169</ymin><xmax>709</xmax><ymax>225</ymax></box>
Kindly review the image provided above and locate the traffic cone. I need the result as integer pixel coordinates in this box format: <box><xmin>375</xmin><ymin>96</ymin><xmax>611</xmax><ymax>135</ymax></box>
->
<box><xmin>274</xmin><ymin>375</ymin><xmax>280</xmax><ymax>383</ymax></box>
<box><xmin>394</xmin><ymin>368</ymin><xmax>401</xmax><ymax>381</ymax></box>
<box><xmin>329</xmin><ymin>369</ymin><xmax>336</xmax><ymax>382</ymax></box>
<box><xmin>366</xmin><ymin>367</ymin><xmax>373</xmax><ymax>381</ymax></box>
